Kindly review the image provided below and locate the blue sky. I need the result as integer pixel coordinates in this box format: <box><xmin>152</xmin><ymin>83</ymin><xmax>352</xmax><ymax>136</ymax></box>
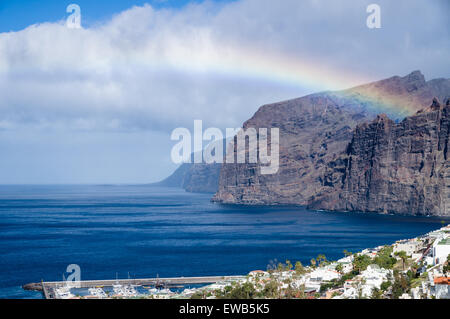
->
<box><xmin>0</xmin><ymin>0</ymin><xmax>233</xmax><ymax>32</ymax></box>
<box><xmin>0</xmin><ymin>0</ymin><xmax>448</xmax><ymax>184</ymax></box>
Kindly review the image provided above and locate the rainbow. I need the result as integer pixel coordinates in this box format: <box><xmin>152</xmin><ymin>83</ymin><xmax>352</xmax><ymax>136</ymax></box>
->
<box><xmin>4</xmin><ymin>21</ymin><xmax>426</xmax><ymax>118</ymax></box>
<box><xmin>130</xmin><ymin>41</ymin><xmax>427</xmax><ymax>118</ymax></box>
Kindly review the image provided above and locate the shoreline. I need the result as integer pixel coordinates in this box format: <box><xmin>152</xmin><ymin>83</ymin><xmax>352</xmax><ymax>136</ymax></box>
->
<box><xmin>22</xmin><ymin>224</ymin><xmax>450</xmax><ymax>299</ymax></box>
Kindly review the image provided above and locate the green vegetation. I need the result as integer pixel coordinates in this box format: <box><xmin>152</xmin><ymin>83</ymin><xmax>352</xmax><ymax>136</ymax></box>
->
<box><xmin>320</xmin><ymin>270</ymin><xmax>359</xmax><ymax>293</ymax></box>
<box><xmin>191</xmin><ymin>290</ymin><xmax>207</xmax><ymax>299</ymax></box>
<box><xmin>267</xmin><ymin>259</ymin><xmax>301</xmax><ymax>273</ymax></box>
<box><xmin>370</xmin><ymin>287</ymin><xmax>383</xmax><ymax>299</ymax></box>
<box><xmin>213</xmin><ymin>279</ymin><xmax>309</xmax><ymax>299</ymax></box>
<box><xmin>225</xmin><ymin>282</ymin><xmax>257</xmax><ymax>299</ymax></box>
<box><xmin>276</xmin><ymin>262</ymin><xmax>284</xmax><ymax>272</ymax></box>
<box><xmin>335</xmin><ymin>263</ymin><xmax>344</xmax><ymax>274</ymax></box>
<box><xmin>373</xmin><ymin>246</ymin><xmax>396</xmax><ymax>269</ymax></box>
<box><xmin>316</xmin><ymin>254</ymin><xmax>327</xmax><ymax>267</ymax></box>
<box><xmin>380</xmin><ymin>281</ymin><xmax>391</xmax><ymax>292</ymax></box>
<box><xmin>294</xmin><ymin>261</ymin><xmax>306</xmax><ymax>275</ymax></box>
<box><xmin>391</xmin><ymin>270</ymin><xmax>411</xmax><ymax>299</ymax></box>
<box><xmin>283</xmin><ymin>284</ymin><xmax>303</xmax><ymax>299</ymax></box>
<box><xmin>261</xmin><ymin>280</ymin><xmax>280</xmax><ymax>299</ymax></box>
<box><xmin>394</xmin><ymin>251</ymin><xmax>408</xmax><ymax>271</ymax></box>
<box><xmin>214</xmin><ymin>282</ymin><xmax>257</xmax><ymax>299</ymax></box>
<box><xmin>285</xmin><ymin>260</ymin><xmax>293</xmax><ymax>271</ymax></box>
<box><xmin>443</xmin><ymin>255</ymin><xmax>450</xmax><ymax>274</ymax></box>
<box><xmin>343</xmin><ymin>249</ymin><xmax>353</xmax><ymax>257</ymax></box>
<box><xmin>352</xmin><ymin>254</ymin><xmax>372</xmax><ymax>273</ymax></box>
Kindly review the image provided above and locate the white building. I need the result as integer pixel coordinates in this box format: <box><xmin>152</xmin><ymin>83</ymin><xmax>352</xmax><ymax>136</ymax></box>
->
<box><xmin>331</xmin><ymin>280</ymin><xmax>358</xmax><ymax>299</ymax></box>
<box><xmin>359</xmin><ymin>264</ymin><xmax>392</xmax><ymax>298</ymax></box>
<box><xmin>309</xmin><ymin>268</ymin><xmax>340</xmax><ymax>282</ymax></box>
<box><xmin>393</xmin><ymin>239</ymin><xmax>421</xmax><ymax>257</ymax></box>
<box><xmin>336</xmin><ymin>256</ymin><xmax>354</xmax><ymax>274</ymax></box>
<box><xmin>304</xmin><ymin>268</ymin><xmax>340</xmax><ymax>291</ymax></box>
<box><xmin>410</xmin><ymin>287</ymin><xmax>421</xmax><ymax>299</ymax></box>
<box><xmin>433</xmin><ymin>277</ymin><xmax>450</xmax><ymax>299</ymax></box>
<box><xmin>432</xmin><ymin>237</ymin><xmax>450</xmax><ymax>265</ymax></box>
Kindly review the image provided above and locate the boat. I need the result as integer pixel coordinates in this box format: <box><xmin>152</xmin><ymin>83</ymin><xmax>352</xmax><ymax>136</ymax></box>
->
<box><xmin>112</xmin><ymin>283</ymin><xmax>138</xmax><ymax>297</ymax></box>
<box><xmin>54</xmin><ymin>274</ymin><xmax>75</xmax><ymax>299</ymax></box>
<box><xmin>88</xmin><ymin>287</ymin><xmax>107</xmax><ymax>298</ymax></box>
<box><xmin>54</xmin><ymin>286</ymin><xmax>74</xmax><ymax>299</ymax></box>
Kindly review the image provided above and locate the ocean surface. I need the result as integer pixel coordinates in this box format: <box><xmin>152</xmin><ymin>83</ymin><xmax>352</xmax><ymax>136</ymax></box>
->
<box><xmin>0</xmin><ymin>185</ymin><xmax>447</xmax><ymax>299</ymax></box>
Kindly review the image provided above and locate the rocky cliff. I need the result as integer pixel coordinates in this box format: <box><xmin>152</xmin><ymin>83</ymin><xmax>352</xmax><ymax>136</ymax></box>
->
<box><xmin>157</xmin><ymin>139</ymin><xmax>227</xmax><ymax>193</ymax></box>
<box><xmin>212</xmin><ymin>92</ymin><xmax>372</xmax><ymax>204</ymax></box>
<box><xmin>309</xmin><ymin>98</ymin><xmax>450</xmax><ymax>216</ymax></box>
<box><xmin>156</xmin><ymin>162</ymin><xmax>221</xmax><ymax>193</ymax></box>
<box><xmin>212</xmin><ymin>71</ymin><xmax>450</xmax><ymax>215</ymax></box>
<box><xmin>181</xmin><ymin>163</ymin><xmax>221</xmax><ymax>193</ymax></box>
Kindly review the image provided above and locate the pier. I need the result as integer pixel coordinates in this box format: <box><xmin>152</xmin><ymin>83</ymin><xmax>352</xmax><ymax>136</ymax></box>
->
<box><xmin>23</xmin><ymin>275</ymin><xmax>245</xmax><ymax>299</ymax></box>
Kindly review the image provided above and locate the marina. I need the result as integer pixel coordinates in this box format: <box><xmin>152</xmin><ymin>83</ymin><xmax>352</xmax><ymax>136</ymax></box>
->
<box><xmin>23</xmin><ymin>275</ymin><xmax>245</xmax><ymax>299</ymax></box>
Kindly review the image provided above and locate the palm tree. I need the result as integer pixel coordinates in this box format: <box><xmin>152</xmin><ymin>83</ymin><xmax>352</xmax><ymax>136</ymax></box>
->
<box><xmin>295</xmin><ymin>261</ymin><xmax>305</xmax><ymax>275</ymax></box>
<box><xmin>343</xmin><ymin>249</ymin><xmax>352</xmax><ymax>257</ymax></box>
<box><xmin>285</xmin><ymin>260</ymin><xmax>293</xmax><ymax>271</ymax></box>
<box><xmin>316</xmin><ymin>254</ymin><xmax>327</xmax><ymax>267</ymax></box>
<box><xmin>395</xmin><ymin>251</ymin><xmax>408</xmax><ymax>271</ymax></box>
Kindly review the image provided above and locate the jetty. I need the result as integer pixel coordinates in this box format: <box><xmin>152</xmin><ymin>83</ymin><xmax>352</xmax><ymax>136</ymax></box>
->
<box><xmin>23</xmin><ymin>275</ymin><xmax>245</xmax><ymax>299</ymax></box>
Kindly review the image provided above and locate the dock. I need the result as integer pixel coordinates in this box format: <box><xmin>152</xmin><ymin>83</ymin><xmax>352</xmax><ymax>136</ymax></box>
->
<box><xmin>23</xmin><ymin>275</ymin><xmax>245</xmax><ymax>299</ymax></box>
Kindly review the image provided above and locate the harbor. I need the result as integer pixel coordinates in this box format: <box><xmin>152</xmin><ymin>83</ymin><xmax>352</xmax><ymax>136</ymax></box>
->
<box><xmin>23</xmin><ymin>275</ymin><xmax>246</xmax><ymax>299</ymax></box>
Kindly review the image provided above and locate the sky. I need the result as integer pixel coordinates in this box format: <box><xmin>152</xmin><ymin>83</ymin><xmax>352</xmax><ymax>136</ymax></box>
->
<box><xmin>0</xmin><ymin>0</ymin><xmax>233</xmax><ymax>32</ymax></box>
<box><xmin>0</xmin><ymin>0</ymin><xmax>448</xmax><ymax>184</ymax></box>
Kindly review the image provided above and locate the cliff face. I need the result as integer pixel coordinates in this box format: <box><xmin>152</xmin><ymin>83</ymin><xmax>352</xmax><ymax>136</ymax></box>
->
<box><xmin>341</xmin><ymin>71</ymin><xmax>450</xmax><ymax>119</ymax></box>
<box><xmin>212</xmin><ymin>93</ymin><xmax>371</xmax><ymax>204</ymax></box>
<box><xmin>309</xmin><ymin>99</ymin><xmax>450</xmax><ymax>216</ymax></box>
<box><xmin>212</xmin><ymin>71</ymin><xmax>450</xmax><ymax>215</ymax></box>
<box><xmin>156</xmin><ymin>163</ymin><xmax>221</xmax><ymax>193</ymax></box>
<box><xmin>157</xmin><ymin>141</ymin><xmax>226</xmax><ymax>193</ymax></box>
<box><xmin>181</xmin><ymin>163</ymin><xmax>221</xmax><ymax>193</ymax></box>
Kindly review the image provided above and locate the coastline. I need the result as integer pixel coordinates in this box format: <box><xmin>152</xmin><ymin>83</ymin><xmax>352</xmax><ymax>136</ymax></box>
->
<box><xmin>23</xmin><ymin>223</ymin><xmax>450</xmax><ymax>299</ymax></box>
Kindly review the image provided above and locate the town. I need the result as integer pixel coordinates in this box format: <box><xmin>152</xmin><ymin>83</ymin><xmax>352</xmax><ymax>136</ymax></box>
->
<box><xmin>42</xmin><ymin>224</ymin><xmax>450</xmax><ymax>299</ymax></box>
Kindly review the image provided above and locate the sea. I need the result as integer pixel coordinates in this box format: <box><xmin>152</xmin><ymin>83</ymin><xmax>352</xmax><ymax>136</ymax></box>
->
<box><xmin>0</xmin><ymin>185</ymin><xmax>447</xmax><ymax>299</ymax></box>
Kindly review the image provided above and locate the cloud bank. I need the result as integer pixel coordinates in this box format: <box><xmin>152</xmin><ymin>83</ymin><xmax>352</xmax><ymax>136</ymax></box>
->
<box><xmin>0</xmin><ymin>0</ymin><xmax>448</xmax><ymax>183</ymax></box>
<box><xmin>0</xmin><ymin>0</ymin><xmax>448</xmax><ymax>133</ymax></box>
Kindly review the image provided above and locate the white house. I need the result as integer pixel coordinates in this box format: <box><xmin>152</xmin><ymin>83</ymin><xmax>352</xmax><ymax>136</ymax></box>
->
<box><xmin>336</xmin><ymin>256</ymin><xmax>354</xmax><ymax>274</ymax></box>
<box><xmin>433</xmin><ymin>277</ymin><xmax>450</xmax><ymax>299</ymax></box>
<box><xmin>304</xmin><ymin>268</ymin><xmax>340</xmax><ymax>291</ymax></box>
<box><xmin>432</xmin><ymin>236</ymin><xmax>450</xmax><ymax>265</ymax></box>
<box><xmin>393</xmin><ymin>239</ymin><xmax>421</xmax><ymax>257</ymax></box>
<box><xmin>358</xmin><ymin>264</ymin><xmax>392</xmax><ymax>298</ymax></box>
<box><xmin>337</xmin><ymin>280</ymin><xmax>358</xmax><ymax>299</ymax></box>
<box><xmin>309</xmin><ymin>268</ymin><xmax>340</xmax><ymax>282</ymax></box>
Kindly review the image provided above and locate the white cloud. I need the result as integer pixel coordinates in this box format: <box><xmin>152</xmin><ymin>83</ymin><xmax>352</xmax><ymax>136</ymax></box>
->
<box><xmin>0</xmin><ymin>0</ymin><xmax>448</xmax><ymax>183</ymax></box>
<box><xmin>0</xmin><ymin>0</ymin><xmax>448</xmax><ymax>134</ymax></box>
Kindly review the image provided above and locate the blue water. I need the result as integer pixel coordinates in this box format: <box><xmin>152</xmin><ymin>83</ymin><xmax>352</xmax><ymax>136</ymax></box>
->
<box><xmin>0</xmin><ymin>185</ymin><xmax>447</xmax><ymax>299</ymax></box>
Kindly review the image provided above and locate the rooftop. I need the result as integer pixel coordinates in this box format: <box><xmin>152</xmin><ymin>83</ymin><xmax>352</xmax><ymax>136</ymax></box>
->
<box><xmin>437</xmin><ymin>238</ymin><xmax>450</xmax><ymax>245</ymax></box>
<box><xmin>434</xmin><ymin>277</ymin><xmax>450</xmax><ymax>285</ymax></box>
